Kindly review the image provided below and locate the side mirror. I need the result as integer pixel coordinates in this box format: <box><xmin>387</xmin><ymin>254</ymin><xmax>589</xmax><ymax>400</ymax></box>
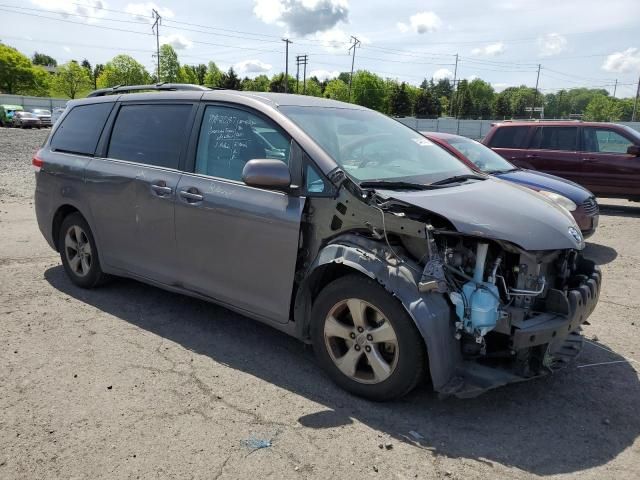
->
<box><xmin>242</xmin><ymin>159</ymin><xmax>291</xmax><ymax>191</ymax></box>
<box><xmin>627</xmin><ymin>145</ymin><xmax>640</xmax><ymax>156</ymax></box>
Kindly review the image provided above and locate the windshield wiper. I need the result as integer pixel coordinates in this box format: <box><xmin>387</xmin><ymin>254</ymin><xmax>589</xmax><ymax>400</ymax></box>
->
<box><xmin>358</xmin><ymin>180</ymin><xmax>436</xmax><ymax>191</ymax></box>
<box><xmin>486</xmin><ymin>167</ymin><xmax>519</xmax><ymax>174</ymax></box>
<box><xmin>429</xmin><ymin>174</ymin><xmax>487</xmax><ymax>186</ymax></box>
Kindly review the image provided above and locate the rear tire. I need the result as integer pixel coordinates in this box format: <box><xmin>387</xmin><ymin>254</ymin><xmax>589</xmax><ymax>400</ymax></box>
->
<box><xmin>58</xmin><ymin>213</ymin><xmax>108</xmax><ymax>288</ymax></box>
<box><xmin>311</xmin><ymin>274</ymin><xmax>427</xmax><ymax>401</ymax></box>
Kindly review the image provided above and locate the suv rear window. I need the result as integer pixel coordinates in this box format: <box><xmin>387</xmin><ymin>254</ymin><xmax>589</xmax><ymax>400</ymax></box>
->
<box><xmin>488</xmin><ymin>126</ymin><xmax>530</xmax><ymax>148</ymax></box>
<box><xmin>108</xmin><ymin>104</ymin><xmax>192</xmax><ymax>168</ymax></box>
<box><xmin>50</xmin><ymin>103</ymin><xmax>113</xmax><ymax>156</ymax></box>
<box><xmin>531</xmin><ymin>126</ymin><xmax>578</xmax><ymax>151</ymax></box>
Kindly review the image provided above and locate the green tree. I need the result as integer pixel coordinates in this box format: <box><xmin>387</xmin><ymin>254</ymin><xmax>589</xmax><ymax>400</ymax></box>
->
<box><xmin>192</xmin><ymin>64</ymin><xmax>207</xmax><ymax>85</ymax></box>
<box><xmin>432</xmin><ymin>78</ymin><xmax>453</xmax><ymax>100</ymax></box>
<box><xmin>241</xmin><ymin>74</ymin><xmax>270</xmax><ymax>91</ymax></box>
<box><xmin>414</xmin><ymin>88</ymin><xmax>441</xmax><ymax>117</ymax></box>
<box><xmin>52</xmin><ymin>61</ymin><xmax>92</xmax><ymax>99</ymax></box>
<box><xmin>467</xmin><ymin>78</ymin><xmax>495</xmax><ymax>118</ymax></box>
<box><xmin>0</xmin><ymin>44</ymin><xmax>36</xmax><ymax>94</ymax></box>
<box><xmin>387</xmin><ymin>82</ymin><xmax>412</xmax><ymax>116</ymax></box>
<box><xmin>455</xmin><ymin>80</ymin><xmax>474</xmax><ymax>118</ymax></box>
<box><xmin>302</xmin><ymin>77</ymin><xmax>323</xmax><ymax>96</ymax></box>
<box><xmin>21</xmin><ymin>66</ymin><xmax>51</xmax><ymax>96</ymax></box>
<box><xmin>584</xmin><ymin>95</ymin><xmax>624</xmax><ymax>121</ymax></box>
<box><xmin>32</xmin><ymin>52</ymin><xmax>57</xmax><ymax>67</ymax></box>
<box><xmin>493</xmin><ymin>91</ymin><xmax>512</xmax><ymax>118</ymax></box>
<box><xmin>220</xmin><ymin>67</ymin><xmax>241</xmax><ymax>90</ymax></box>
<box><xmin>323</xmin><ymin>78</ymin><xmax>349</xmax><ymax>102</ymax></box>
<box><xmin>97</xmin><ymin>55</ymin><xmax>150</xmax><ymax>88</ymax></box>
<box><xmin>269</xmin><ymin>73</ymin><xmax>295</xmax><ymax>93</ymax></box>
<box><xmin>159</xmin><ymin>44</ymin><xmax>180</xmax><ymax>83</ymax></box>
<box><xmin>351</xmin><ymin>70</ymin><xmax>386</xmax><ymax>111</ymax></box>
<box><xmin>204</xmin><ymin>62</ymin><xmax>223</xmax><ymax>87</ymax></box>
<box><xmin>92</xmin><ymin>64</ymin><xmax>104</xmax><ymax>89</ymax></box>
<box><xmin>179</xmin><ymin>65</ymin><xmax>198</xmax><ymax>84</ymax></box>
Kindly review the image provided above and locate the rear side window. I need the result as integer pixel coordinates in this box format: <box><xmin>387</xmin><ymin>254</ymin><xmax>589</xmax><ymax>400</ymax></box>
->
<box><xmin>531</xmin><ymin>127</ymin><xmax>578</xmax><ymax>151</ymax></box>
<box><xmin>51</xmin><ymin>103</ymin><xmax>113</xmax><ymax>156</ymax></box>
<box><xmin>488</xmin><ymin>126</ymin><xmax>530</xmax><ymax>148</ymax></box>
<box><xmin>108</xmin><ymin>104</ymin><xmax>192</xmax><ymax>168</ymax></box>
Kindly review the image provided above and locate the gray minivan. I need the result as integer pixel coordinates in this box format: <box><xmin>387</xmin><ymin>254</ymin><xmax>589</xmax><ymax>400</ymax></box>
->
<box><xmin>34</xmin><ymin>84</ymin><xmax>601</xmax><ymax>400</ymax></box>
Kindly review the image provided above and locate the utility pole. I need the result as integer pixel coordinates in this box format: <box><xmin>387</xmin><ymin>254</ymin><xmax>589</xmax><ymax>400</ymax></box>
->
<box><xmin>612</xmin><ymin>79</ymin><xmax>618</xmax><ymax>98</ymax></box>
<box><xmin>282</xmin><ymin>38</ymin><xmax>292</xmax><ymax>93</ymax></box>
<box><xmin>295</xmin><ymin>55</ymin><xmax>308</xmax><ymax>94</ymax></box>
<box><xmin>152</xmin><ymin>9</ymin><xmax>161</xmax><ymax>82</ymax></box>
<box><xmin>530</xmin><ymin>63</ymin><xmax>541</xmax><ymax>119</ymax></box>
<box><xmin>632</xmin><ymin>75</ymin><xmax>640</xmax><ymax>122</ymax></box>
<box><xmin>449</xmin><ymin>53</ymin><xmax>458</xmax><ymax>117</ymax></box>
<box><xmin>348</xmin><ymin>36</ymin><xmax>361</xmax><ymax>101</ymax></box>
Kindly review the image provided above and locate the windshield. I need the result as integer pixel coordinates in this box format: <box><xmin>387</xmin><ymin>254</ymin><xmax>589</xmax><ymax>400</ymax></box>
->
<box><xmin>445</xmin><ymin>136</ymin><xmax>515</xmax><ymax>173</ymax></box>
<box><xmin>279</xmin><ymin>106</ymin><xmax>472</xmax><ymax>184</ymax></box>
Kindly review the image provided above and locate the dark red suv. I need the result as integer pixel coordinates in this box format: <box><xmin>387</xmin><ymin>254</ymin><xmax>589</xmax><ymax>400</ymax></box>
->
<box><xmin>483</xmin><ymin>121</ymin><xmax>640</xmax><ymax>200</ymax></box>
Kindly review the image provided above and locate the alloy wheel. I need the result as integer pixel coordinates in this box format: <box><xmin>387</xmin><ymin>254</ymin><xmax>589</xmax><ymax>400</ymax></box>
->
<box><xmin>64</xmin><ymin>225</ymin><xmax>92</xmax><ymax>277</ymax></box>
<box><xmin>323</xmin><ymin>298</ymin><xmax>399</xmax><ymax>384</ymax></box>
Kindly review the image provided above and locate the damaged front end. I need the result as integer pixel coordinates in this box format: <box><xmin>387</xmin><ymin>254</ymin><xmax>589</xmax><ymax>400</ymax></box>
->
<box><xmin>298</xmin><ymin>174</ymin><xmax>601</xmax><ymax>398</ymax></box>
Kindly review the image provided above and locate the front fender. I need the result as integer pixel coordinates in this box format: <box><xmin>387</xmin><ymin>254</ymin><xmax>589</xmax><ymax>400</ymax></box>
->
<box><xmin>295</xmin><ymin>234</ymin><xmax>461</xmax><ymax>391</ymax></box>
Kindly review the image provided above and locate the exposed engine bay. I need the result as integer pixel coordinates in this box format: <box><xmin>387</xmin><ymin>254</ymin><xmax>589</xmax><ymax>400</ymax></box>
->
<box><xmin>299</xmin><ymin>174</ymin><xmax>601</xmax><ymax>397</ymax></box>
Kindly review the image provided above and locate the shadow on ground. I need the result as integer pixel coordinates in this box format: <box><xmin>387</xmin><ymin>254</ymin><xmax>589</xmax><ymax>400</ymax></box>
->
<box><xmin>583</xmin><ymin>242</ymin><xmax>618</xmax><ymax>265</ymax></box>
<box><xmin>45</xmin><ymin>266</ymin><xmax>640</xmax><ymax>476</ymax></box>
<box><xmin>598</xmin><ymin>202</ymin><xmax>640</xmax><ymax>218</ymax></box>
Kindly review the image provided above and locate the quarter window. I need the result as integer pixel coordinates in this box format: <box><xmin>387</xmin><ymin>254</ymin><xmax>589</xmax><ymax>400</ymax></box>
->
<box><xmin>583</xmin><ymin>128</ymin><xmax>633</xmax><ymax>154</ymax></box>
<box><xmin>488</xmin><ymin>126</ymin><xmax>530</xmax><ymax>148</ymax></box>
<box><xmin>51</xmin><ymin>103</ymin><xmax>113</xmax><ymax>156</ymax></box>
<box><xmin>108</xmin><ymin>104</ymin><xmax>192</xmax><ymax>168</ymax></box>
<box><xmin>195</xmin><ymin>106</ymin><xmax>290</xmax><ymax>181</ymax></box>
<box><xmin>531</xmin><ymin>126</ymin><xmax>578</xmax><ymax>151</ymax></box>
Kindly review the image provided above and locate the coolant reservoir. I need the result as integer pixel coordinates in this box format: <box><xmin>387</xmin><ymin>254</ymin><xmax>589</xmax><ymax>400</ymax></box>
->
<box><xmin>450</xmin><ymin>281</ymin><xmax>500</xmax><ymax>337</ymax></box>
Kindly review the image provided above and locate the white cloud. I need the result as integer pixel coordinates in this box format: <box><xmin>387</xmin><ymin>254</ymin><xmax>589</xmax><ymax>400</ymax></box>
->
<box><xmin>309</xmin><ymin>69</ymin><xmax>339</xmax><ymax>81</ymax></box>
<box><xmin>471</xmin><ymin>42</ymin><xmax>505</xmax><ymax>57</ymax></box>
<box><xmin>433</xmin><ymin>68</ymin><xmax>454</xmax><ymax>81</ymax></box>
<box><xmin>234</xmin><ymin>59</ymin><xmax>272</xmax><ymax>74</ymax></box>
<box><xmin>160</xmin><ymin>33</ymin><xmax>192</xmax><ymax>49</ymax></box>
<box><xmin>31</xmin><ymin>0</ymin><xmax>106</xmax><ymax>24</ymax></box>
<box><xmin>602</xmin><ymin>47</ymin><xmax>640</xmax><ymax>73</ymax></box>
<box><xmin>398</xmin><ymin>11</ymin><xmax>443</xmax><ymax>34</ymax></box>
<box><xmin>537</xmin><ymin>33</ymin><xmax>567</xmax><ymax>57</ymax></box>
<box><xmin>492</xmin><ymin>82</ymin><xmax>512</xmax><ymax>92</ymax></box>
<box><xmin>63</xmin><ymin>46</ymin><xmax>71</xmax><ymax>53</ymax></box>
<box><xmin>125</xmin><ymin>2</ymin><xmax>174</xmax><ymax>23</ymax></box>
<box><xmin>313</xmin><ymin>27</ymin><xmax>368</xmax><ymax>53</ymax></box>
<box><xmin>253</xmin><ymin>0</ymin><xmax>349</xmax><ymax>36</ymax></box>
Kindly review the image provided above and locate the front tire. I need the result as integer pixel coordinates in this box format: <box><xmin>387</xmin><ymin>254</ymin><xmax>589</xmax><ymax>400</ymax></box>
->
<box><xmin>311</xmin><ymin>275</ymin><xmax>427</xmax><ymax>401</ymax></box>
<box><xmin>58</xmin><ymin>213</ymin><xmax>108</xmax><ymax>288</ymax></box>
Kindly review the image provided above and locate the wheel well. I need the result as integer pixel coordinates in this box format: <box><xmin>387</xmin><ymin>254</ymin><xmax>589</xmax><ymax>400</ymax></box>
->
<box><xmin>294</xmin><ymin>263</ymin><xmax>371</xmax><ymax>341</ymax></box>
<box><xmin>52</xmin><ymin>205</ymin><xmax>81</xmax><ymax>251</ymax></box>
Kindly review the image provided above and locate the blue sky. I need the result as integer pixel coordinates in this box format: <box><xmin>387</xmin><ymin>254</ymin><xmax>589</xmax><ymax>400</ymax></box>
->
<box><xmin>1</xmin><ymin>0</ymin><xmax>639</xmax><ymax>97</ymax></box>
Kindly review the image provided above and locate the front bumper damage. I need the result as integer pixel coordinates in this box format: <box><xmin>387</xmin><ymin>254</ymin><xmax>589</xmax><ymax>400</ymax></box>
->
<box><xmin>441</xmin><ymin>260</ymin><xmax>602</xmax><ymax>398</ymax></box>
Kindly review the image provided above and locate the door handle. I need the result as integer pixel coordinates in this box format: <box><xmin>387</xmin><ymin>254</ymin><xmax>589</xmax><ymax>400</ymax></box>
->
<box><xmin>582</xmin><ymin>157</ymin><xmax>596</xmax><ymax>162</ymax></box>
<box><xmin>179</xmin><ymin>189</ymin><xmax>204</xmax><ymax>202</ymax></box>
<box><xmin>525</xmin><ymin>154</ymin><xmax>538</xmax><ymax>159</ymax></box>
<box><xmin>151</xmin><ymin>183</ymin><xmax>173</xmax><ymax>195</ymax></box>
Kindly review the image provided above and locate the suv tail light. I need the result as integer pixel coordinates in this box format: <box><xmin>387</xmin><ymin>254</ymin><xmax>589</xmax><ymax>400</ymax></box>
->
<box><xmin>32</xmin><ymin>150</ymin><xmax>44</xmax><ymax>172</ymax></box>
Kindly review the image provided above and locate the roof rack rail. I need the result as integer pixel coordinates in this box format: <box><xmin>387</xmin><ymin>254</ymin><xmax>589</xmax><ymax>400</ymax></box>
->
<box><xmin>87</xmin><ymin>83</ymin><xmax>212</xmax><ymax>97</ymax></box>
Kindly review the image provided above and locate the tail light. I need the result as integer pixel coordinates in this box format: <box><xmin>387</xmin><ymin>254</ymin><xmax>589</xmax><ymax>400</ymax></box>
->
<box><xmin>32</xmin><ymin>150</ymin><xmax>44</xmax><ymax>172</ymax></box>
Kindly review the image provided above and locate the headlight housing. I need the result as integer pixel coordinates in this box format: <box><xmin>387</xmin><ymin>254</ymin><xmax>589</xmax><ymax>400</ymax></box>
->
<box><xmin>537</xmin><ymin>190</ymin><xmax>577</xmax><ymax>212</ymax></box>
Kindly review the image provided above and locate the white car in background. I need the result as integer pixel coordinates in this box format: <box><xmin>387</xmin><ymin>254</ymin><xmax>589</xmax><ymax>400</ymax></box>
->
<box><xmin>51</xmin><ymin>106</ymin><xmax>67</xmax><ymax>126</ymax></box>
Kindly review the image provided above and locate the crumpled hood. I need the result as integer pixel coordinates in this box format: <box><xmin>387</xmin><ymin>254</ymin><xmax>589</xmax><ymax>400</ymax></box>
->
<box><xmin>384</xmin><ymin>178</ymin><xmax>584</xmax><ymax>251</ymax></box>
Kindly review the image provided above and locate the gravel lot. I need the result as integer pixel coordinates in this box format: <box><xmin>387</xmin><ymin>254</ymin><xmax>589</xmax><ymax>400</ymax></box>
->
<box><xmin>1</xmin><ymin>127</ymin><xmax>639</xmax><ymax>479</ymax></box>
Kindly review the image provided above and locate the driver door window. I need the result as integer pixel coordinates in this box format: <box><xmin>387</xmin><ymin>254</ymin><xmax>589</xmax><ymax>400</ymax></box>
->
<box><xmin>195</xmin><ymin>106</ymin><xmax>291</xmax><ymax>181</ymax></box>
<box><xmin>583</xmin><ymin>128</ymin><xmax>633</xmax><ymax>154</ymax></box>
